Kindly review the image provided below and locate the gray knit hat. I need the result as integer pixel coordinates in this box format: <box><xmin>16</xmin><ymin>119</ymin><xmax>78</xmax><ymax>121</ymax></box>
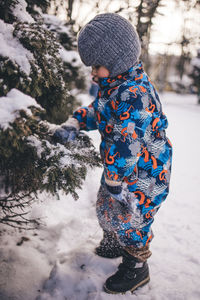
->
<box><xmin>77</xmin><ymin>13</ymin><xmax>141</xmax><ymax>77</ymax></box>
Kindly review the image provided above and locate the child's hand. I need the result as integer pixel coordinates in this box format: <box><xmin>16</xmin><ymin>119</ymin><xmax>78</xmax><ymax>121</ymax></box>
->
<box><xmin>53</xmin><ymin>126</ymin><xmax>78</xmax><ymax>144</ymax></box>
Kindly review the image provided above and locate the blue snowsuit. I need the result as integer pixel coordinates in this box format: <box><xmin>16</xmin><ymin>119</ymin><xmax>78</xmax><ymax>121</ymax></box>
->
<box><xmin>73</xmin><ymin>62</ymin><xmax>172</xmax><ymax>248</ymax></box>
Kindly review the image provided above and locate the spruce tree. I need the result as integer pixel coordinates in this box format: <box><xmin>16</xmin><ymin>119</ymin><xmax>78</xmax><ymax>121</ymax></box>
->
<box><xmin>0</xmin><ymin>0</ymin><xmax>101</xmax><ymax>229</ymax></box>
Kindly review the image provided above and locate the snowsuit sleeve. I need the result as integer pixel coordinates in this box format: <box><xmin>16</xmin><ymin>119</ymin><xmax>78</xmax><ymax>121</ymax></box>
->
<box><xmin>73</xmin><ymin>102</ymin><xmax>97</xmax><ymax>131</ymax></box>
<box><xmin>104</xmin><ymin>96</ymin><xmax>143</xmax><ymax>183</ymax></box>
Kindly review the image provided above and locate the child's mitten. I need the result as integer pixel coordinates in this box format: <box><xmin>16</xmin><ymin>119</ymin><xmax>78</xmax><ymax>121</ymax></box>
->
<box><xmin>52</xmin><ymin>117</ymin><xmax>80</xmax><ymax>144</ymax></box>
<box><xmin>53</xmin><ymin>126</ymin><xmax>78</xmax><ymax>144</ymax></box>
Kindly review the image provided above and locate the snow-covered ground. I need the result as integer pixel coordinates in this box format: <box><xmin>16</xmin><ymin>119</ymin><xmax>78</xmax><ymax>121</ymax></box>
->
<box><xmin>0</xmin><ymin>92</ymin><xmax>200</xmax><ymax>300</ymax></box>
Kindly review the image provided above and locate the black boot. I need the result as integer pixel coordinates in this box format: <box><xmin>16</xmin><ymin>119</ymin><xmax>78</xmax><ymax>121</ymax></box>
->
<box><xmin>104</xmin><ymin>250</ymin><xmax>150</xmax><ymax>294</ymax></box>
<box><xmin>95</xmin><ymin>231</ymin><xmax>123</xmax><ymax>258</ymax></box>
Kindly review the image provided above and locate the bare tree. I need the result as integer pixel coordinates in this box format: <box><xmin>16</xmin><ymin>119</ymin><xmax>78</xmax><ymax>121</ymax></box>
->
<box><xmin>134</xmin><ymin>0</ymin><xmax>162</xmax><ymax>71</ymax></box>
<box><xmin>67</xmin><ymin>0</ymin><xmax>74</xmax><ymax>23</ymax></box>
<box><xmin>175</xmin><ymin>0</ymin><xmax>200</xmax><ymax>79</ymax></box>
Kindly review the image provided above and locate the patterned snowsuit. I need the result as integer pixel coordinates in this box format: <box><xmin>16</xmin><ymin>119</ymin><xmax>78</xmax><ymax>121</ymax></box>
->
<box><xmin>73</xmin><ymin>62</ymin><xmax>172</xmax><ymax>249</ymax></box>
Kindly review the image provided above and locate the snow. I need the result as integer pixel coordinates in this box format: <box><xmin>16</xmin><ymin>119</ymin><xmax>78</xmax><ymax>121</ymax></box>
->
<box><xmin>0</xmin><ymin>89</ymin><xmax>41</xmax><ymax>129</ymax></box>
<box><xmin>0</xmin><ymin>92</ymin><xmax>200</xmax><ymax>300</ymax></box>
<box><xmin>0</xmin><ymin>20</ymin><xmax>34</xmax><ymax>75</ymax></box>
<box><xmin>26</xmin><ymin>135</ymin><xmax>45</xmax><ymax>159</ymax></box>
<box><xmin>191</xmin><ymin>57</ymin><xmax>200</xmax><ymax>68</ymax></box>
<box><xmin>59</xmin><ymin>47</ymin><xmax>82</xmax><ymax>67</ymax></box>
<box><xmin>42</xmin><ymin>14</ymin><xmax>71</xmax><ymax>37</ymax></box>
<box><xmin>11</xmin><ymin>0</ymin><xmax>35</xmax><ymax>23</ymax></box>
<box><xmin>42</xmin><ymin>14</ymin><xmax>72</xmax><ymax>37</ymax></box>
<box><xmin>42</xmin><ymin>14</ymin><xmax>82</xmax><ymax>68</ymax></box>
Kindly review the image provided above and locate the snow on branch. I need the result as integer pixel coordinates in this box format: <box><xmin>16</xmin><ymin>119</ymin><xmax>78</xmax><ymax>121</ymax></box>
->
<box><xmin>0</xmin><ymin>19</ymin><xmax>34</xmax><ymax>75</ymax></box>
<box><xmin>0</xmin><ymin>89</ymin><xmax>42</xmax><ymax>130</ymax></box>
<box><xmin>11</xmin><ymin>0</ymin><xmax>35</xmax><ymax>23</ymax></box>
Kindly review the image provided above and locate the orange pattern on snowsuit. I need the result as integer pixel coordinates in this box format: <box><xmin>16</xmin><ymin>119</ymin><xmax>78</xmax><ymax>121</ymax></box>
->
<box><xmin>73</xmin><ymin>62</ymin><xmax>172</xmax><ymax>248</ymax></box>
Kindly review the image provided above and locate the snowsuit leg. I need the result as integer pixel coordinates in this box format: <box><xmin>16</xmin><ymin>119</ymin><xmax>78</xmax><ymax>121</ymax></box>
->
<box><xmin>96</xmin><ymin>168</ymin><xmax>171</xmax><ymax>251</ymax></box>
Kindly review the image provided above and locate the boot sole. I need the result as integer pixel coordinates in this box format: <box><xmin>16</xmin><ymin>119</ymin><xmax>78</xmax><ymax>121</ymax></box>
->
<box><xmin>103</xmin><ymin>275</ymin><xmax>150</xmax><ymax>294</ymax></box>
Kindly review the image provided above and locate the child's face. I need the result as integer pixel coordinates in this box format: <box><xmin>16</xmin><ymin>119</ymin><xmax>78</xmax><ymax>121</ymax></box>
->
<box><xmin>92</xmin><ymin>66</ymin><xmax>110</xmax><ymax>82</ymax></box>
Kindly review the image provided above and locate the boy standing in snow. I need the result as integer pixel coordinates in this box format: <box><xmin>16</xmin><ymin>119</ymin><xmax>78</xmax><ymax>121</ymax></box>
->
<box><xmin>54</xmin><ymin>13</ymin><xmax>172</xmax><ymax>294</ymax></box>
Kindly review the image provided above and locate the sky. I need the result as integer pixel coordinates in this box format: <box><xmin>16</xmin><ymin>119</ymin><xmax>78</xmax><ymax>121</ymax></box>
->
<box><xmin>150</xmin><ymin>0</ymin><xmax>200</xmax><ymax>56</ymax></box>
<box><xmin>54</xmin><ymin>0</ymin><xmax>200</xmax><ymax>57</ymax></box>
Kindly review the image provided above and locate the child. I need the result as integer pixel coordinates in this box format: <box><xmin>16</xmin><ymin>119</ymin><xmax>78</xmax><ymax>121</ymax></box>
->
<box><xmin>54</xmin><ymin>13</ymin><xmax>173</xmax><ymax>294</ymax></box>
